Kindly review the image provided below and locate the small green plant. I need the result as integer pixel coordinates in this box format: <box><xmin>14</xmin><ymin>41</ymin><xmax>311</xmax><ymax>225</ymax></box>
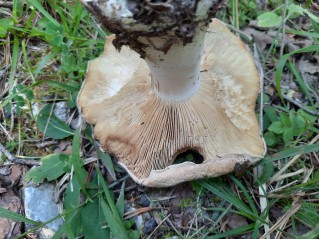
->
<box><xmin>263</xmin><ymin>108</ymin><xmax>318</xmax><ymax>146</ymax></box>
<box><xmin>24</xmin><ymin>129</ymin><xmax>140</xmax><ymax>239</ymax></box>
<box><xmin>257</xmin><ymin>2</ymin><xmax>319</xmax><ymax>28</ymax></box>
<box><xmin>179</xmin><ymin>198</ymin><xmax>195</xmax><ymax>208</ymax></box>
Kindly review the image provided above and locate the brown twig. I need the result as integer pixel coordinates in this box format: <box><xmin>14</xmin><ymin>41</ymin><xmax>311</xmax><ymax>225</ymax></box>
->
<box><xmin>269</xmin><ymin>134</ymin><xmax>319</xmax><ymax>184</ymax></box>
<box><xmin>264</xmin><ymin>75</ymin><xmax>319</xmax><ymax>116</ymax></box>
<box><xmin>0</xmin><ymin>142</ymin><xmax>40</xmax><ymax>166</ymax></box>
<box><xmin>282</xmin><ymin>94</ymin><xmax>319</xmax><ymax>116</ymax></box>
<box><xmin>260</xmin><ymin>202</ymin><xmax>301</xmax><ymax>239</ymax></box>
<box><xmin>35</xmin><ymin>140</ymin><xmax>57</xmax><ymax>148</ymax></box>
<box><xmin>124</xmin><ymin>207</ymin><xmax>161</xmax><ymax>220</ymax></box>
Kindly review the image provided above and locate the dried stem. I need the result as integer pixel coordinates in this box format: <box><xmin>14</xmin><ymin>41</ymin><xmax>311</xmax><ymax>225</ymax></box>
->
<box><xmin>0</xmin><ymin>142</ymin><xmax>40</xmax><ymax>166</ymax></box>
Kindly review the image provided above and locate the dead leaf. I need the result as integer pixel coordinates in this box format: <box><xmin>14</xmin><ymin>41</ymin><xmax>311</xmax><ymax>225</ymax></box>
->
<box><xmin>0</xmin><ymin>189</ymin><xmax>22</xmax><ymax>239</ymax></box>
<box><xmin>226</xmin><ymin>213</ymin><xmax>248</xmax><ymax>230</ymax></box>
<box><xmin>243</xmin><ymin>21</ymin><xmax>313</xmax><ymax>53</ymax></box>
<box><xmin>53</xmin><ymin>140</ymin><xmax>72</xmax><ymax>155</ymax></box>
<box><xmin>9</xmin><ymin>165</ymin><xmax>23</xmax><ymax>183</ymax></box>
<box><xmin>298</xmin><ymin>56</ymin><xmax>319</xmax><ymax>89</ymax></box>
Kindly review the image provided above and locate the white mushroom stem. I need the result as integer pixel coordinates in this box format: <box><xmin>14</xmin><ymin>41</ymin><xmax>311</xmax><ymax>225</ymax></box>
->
<box><xmin>142</xmin><ymin>29</ymin><xmax>206</xmax><ymax>100</ymax></box>
<box><xmin>81</xmin><ymin>0</ymin><xmax>224</xmax><ymax>100</ymax></box>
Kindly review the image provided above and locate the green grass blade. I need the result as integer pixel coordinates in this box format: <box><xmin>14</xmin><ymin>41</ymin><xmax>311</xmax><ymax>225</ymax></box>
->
<box><xmin>275</xmin><ymin>45</ymin><xmax>319</xmax><ymax>100</ymax></box>
<box><xmin>64</xmin><ymin>223</ymin><xmax>76</xmax><ymax>239</ymax></box>
<box><xmin>258</xmin><ymin>143</ymin><xmax>319</xmax><ymax>165</ymax></box>
<box><xmin>34</xmin><ymin>52</ymin><xmax>56</xmax><ymax>79</ymax></box>
<box><xmin>297</xmin><ymin>225</ymin><xmax>319</xmax><ymax>239</ymax></box>
<box><xmin>95</xmin><ymin>145</ymin><xmax>116</xmax><ymax>180</ymax></box>
<box><xmin>0</xmin><ymin>207</ymin><xmax>40</xmax><ymax>225</ymax></box>
<box><xmin>71</xmin><ymin>128</ymin><xmax>90</xmax><ymax>198</ymax></box>
<box><xmin>116</xmin><ymin>182</ymin><xmax>125</xmax><ymax>219</ymax></box>
<box><xmin>285</xmin><ymin>29</ymin><xmax>319</xmax><ymax>39</ymax></box>
<box><xmin>206</xmin><ymin>223</ymin><xmax>255</xmax><ymax>239</ymax></box>
<box><xmin>46</xmin><ymin>80</ymin><xmax>80</xmax><ymax>92</ymax></box>
<box><xmin>230</xmin><ymin>176</ymin><xmax>259</xmax><ymax>215</ymax></box>
<box><xmin>198</xmin><ymin>181</ymin><xmax>255</xmax><ymax>220</ymax></box>
<box><xmin>21</xmin><ymin>39</ymin><xmax>35</xmax><ymax>83</ymax></box>
<box><xmin>8</xmin><ymin>35</ymin><xmax>19</xmax><ymax>86</ymax></box>
<box><xmin>28</xmin><ymin>0</ymin><xmax>60</xmax><ymax>27</ymax></box>
<box><xmin>288</xmin><ymin>60</ymin><xmax>314</xmax><ymax>104</ymax></box>
<box><xmin>95</xmin><ymin>166</ymin><xmax>121</xmax><ymax>221</ymax></box>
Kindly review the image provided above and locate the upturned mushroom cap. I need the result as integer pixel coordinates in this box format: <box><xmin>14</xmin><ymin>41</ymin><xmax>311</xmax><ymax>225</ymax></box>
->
<box><xmin>78</xmin><ymin>19</ymin><xmax>266</xmax><ymax>187</ymax></box>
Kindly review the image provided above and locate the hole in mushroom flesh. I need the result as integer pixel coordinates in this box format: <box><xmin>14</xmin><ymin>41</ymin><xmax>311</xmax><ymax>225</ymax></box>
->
<box><xmin>174</xmin><ymin>149</ymin><xmax>204</xmax><ymax>165</ymax></box>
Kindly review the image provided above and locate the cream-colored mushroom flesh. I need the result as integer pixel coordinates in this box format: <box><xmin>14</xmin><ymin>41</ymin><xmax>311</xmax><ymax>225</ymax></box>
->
<box><xmin>78</xmin><ymin>19</ymin><xmax>266</xmax><ymax>187</ymax></box>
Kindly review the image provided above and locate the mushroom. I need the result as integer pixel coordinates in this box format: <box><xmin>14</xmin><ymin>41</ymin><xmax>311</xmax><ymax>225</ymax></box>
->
<box><xmin>78</xmin><ymin>0</ymin><xmax>266</xmax><ymax>187</ymax></box>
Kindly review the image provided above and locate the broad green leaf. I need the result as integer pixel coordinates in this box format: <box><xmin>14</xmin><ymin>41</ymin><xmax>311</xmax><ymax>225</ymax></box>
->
<box><xmin>64</xmin><ymin>176</ymin><xmax>81</xmax><ymax>210</ymax></box>
<box><xmin>257</xmin><ymin>161</ymin><xmax>274</xmax><ymax>185</ymax></box>
<box><xmin>79</xmin><ymin>197</ymin><xmax>110</xmax><ymax>238</ymax></box>
<box><xmin>264</xmin><ymin>131</ymin><xmax>278</xmax><ymax>147</ymax></box>
<box><xmin>67</xmin><ymin>92</ymin><xmax>78</xmax><ymax>108</ymax></box>
<box><xmin>257</xmin><ymin>12</ymin><xmax>282</xmax><ymax>27</ymax></box>
<box><xmin>0</xmin><ymin>18</ymin><xmax>14</xmax><ymax>37</ymax></box>
<box><xmin>283</xmin><ymin>127</ymin><xmax>294</xmax><ymax>144</ymax></box>
<box><xmin>263</xmin><ymin>107</ymin><xmax>278</xmax><ymax>130</ymax></box>
<box><xmin>0</xmin><ymin>207</ymin><xmax>40</xmax><ymax>225</ymax></box>
<box><xmin>25</xmin><ymin>154</ymin><xmax>70</xmax><ymax>183</ymax></box>
<box><xmin>100</xmin><ymin>199</ymin><xmax>128</xmax><ymax>239</ymax></box>
<box><xmin>36</xmin><ymin>104</ymin><xmax>74</xmax><ymax>139</ymax></box>
<box><xmin>289</xmin><ymin>111</ymin><xmax>306</xmax><ymax>136</ymax></box>
<box><xmin>268</xmin><ymin>121</ymin><xmax>284</xmax><ymax>134</ymax></box>
<box><xmin>264</xmin><ymin>107</ymin><xmax>278</xmax><ymax>122</ymax></box>
<box><xmin>279</xmin><ymin>112</ymin><xmax>290</xmax><ymax>127</ymax></box>
<box><xmin>16</xmin><ymin>84</ymin><xmax>34</xmax><ymax>101</ymax></box>
<box><xmin>63</xmin><ymin>191</ymin><xmax>110</xmax><ymax>239</ymax></box>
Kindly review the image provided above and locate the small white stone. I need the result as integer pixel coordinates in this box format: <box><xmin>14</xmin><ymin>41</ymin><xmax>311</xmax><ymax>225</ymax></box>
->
<box><xmin>54</xmin><ymin>101</ymin><xmax>70</xmax><ymax>123</ymax></box>
<box><xmin>31</xmin><ymin>102</ymin><xmax>42</xmax><ymax>117</ymax></box>
<box><xmin>23</xmin><ymin>183</ymin><xmax>63</xmax><ymax>239</ymax></box>
<box><xmin>126</xmin><ymin>206</ymin><xmax>143</xmax><ymax>231</ymax></box>
<box><xmin>71</xmin><ymin>115</ymin><xmax>82</xmax><ymax>129</ymax></box>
